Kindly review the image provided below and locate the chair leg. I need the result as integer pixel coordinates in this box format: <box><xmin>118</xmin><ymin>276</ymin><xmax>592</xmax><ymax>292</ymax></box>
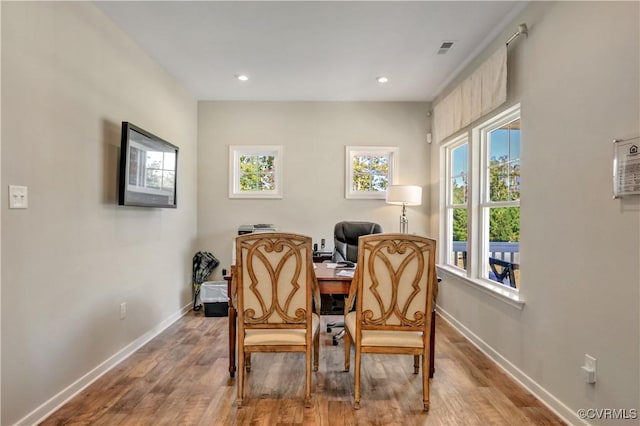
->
<box><xmin>429</xmin><ymin>310</ymin><xmax>436</xmax><ymax>378</ymax></box>
<box><xmin>305</xmin><ymin>346</ymin><xmax>312</xmax><ymax>408</ymax></box>
<box><xmin>237</xmin><ymin>347</ymin><xmax>245</xmax><ymax>407</ymax></box>
<box><xmin>313</xmin><ymin>330</ymin><xmax>320</xmax><ymax>372</ymax></box>
<box><xmin>414</xmin><ymin>355</ymin><xmax>420</xmax><ymax>374</ymax></box>
<box><xmin>343</xmin><ymin>326</ymin><xmax>351</xmax><ymax>372</ymax></box>
<box><xmin>245</xmin><ymin>352</ymin><xmax>251</xmax><ymax>372</ymax></box>
<box><xmin>354</xmin><ymin>344</ymin><xmax>361</xmax><ymax>410</ymax></box>
<box><xmin>422</xmin><ymin>349</ymin><xmax>430</xmax><ymax>412</ymax></box>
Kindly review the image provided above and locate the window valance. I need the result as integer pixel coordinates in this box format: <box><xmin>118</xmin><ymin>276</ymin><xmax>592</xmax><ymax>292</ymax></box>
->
<box><xmin>433</xmin><ymin>45</ymin><xmax>507</xmax><ymax>143</ymax></box>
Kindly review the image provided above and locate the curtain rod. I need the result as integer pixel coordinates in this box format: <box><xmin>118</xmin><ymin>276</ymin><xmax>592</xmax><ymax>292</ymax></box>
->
<box><xmin>506</xmin><ymin>23</ymin><xmax>528</xmax><ymax>46</ymax></box>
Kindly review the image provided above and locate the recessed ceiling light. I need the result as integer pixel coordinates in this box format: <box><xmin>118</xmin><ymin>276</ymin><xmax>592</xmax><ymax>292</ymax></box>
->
<box><xmin>376</xmin><ymin>76</ymin><xmax>389</xmax><ymax>84</ymax></box>
<box><xmin>235</xmin><ymin>74</ymin><xmax>249</xmax><ymax>81</ymax></box>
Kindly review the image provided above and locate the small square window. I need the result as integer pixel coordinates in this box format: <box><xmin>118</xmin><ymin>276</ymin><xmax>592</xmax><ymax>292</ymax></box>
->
<box><xmin>229</xmin><ymin>145</ymin><xmax>283</xmax><ymax>198</ymax></box>
<box><xmin>345</xmin><ymin>146</ymin><xmax>398</xmax><ymax>199</ymax></box>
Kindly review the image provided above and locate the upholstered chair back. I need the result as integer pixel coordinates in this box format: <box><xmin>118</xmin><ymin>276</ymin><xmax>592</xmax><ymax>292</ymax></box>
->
<box><xmin>236</xmin><ymin>233</ymin><xmax>312</xmax><ymax>327</ymax></box>
<box><xmin>357</xmin><ymin>234</ymin><xmax>436</xmax><ymax>329</ymax></box>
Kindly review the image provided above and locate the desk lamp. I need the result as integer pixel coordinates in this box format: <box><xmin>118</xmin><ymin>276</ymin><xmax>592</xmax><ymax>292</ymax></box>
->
<box><xmin>386</xmin><ymin>185</ymin><xmax>422</xmax><ymax>233</ymax></box>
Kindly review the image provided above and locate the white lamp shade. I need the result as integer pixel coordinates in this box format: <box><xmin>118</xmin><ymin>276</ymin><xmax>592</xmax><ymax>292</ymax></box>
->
<box><xmin>386</xmin><ymin>185</ymin><xmax>422</xmax><ymax>206</ymax></box>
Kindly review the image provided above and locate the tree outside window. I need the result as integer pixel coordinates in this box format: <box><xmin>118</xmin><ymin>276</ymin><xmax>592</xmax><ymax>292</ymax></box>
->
<box><xmin>486</xmin><ymin>119</ymin><xmax>520</xmax><ymax>244</ymax></box>
<box><xmin>239</xmin><ymin>154</ymin><xmax>276</xmax><ymax>191</ymax></box>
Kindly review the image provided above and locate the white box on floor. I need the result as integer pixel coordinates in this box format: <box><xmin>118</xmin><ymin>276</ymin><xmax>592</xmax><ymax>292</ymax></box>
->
<box><xmin>201</xmin><ymin>281</ymin><xmax>228</xmax><ymax>317</ymax></box>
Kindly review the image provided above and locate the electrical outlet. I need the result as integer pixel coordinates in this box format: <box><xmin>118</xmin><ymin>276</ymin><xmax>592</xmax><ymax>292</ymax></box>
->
<box><xmin>581</xmin><ymin>354</ymin><xmax>597</xmax><ymax>384</ymax></box>
<box><xmin>120</xmin><ymin>302</ymin><xmax>127</xmax><ymax>320</ymax></box>
<box><xmin>9</xmin><ymin>185</ymin><xmax>28</xmax><ymax>209</ymax></box>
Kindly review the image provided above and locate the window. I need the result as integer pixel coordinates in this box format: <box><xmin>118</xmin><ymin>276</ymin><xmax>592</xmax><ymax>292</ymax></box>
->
<box><xmin>345</xmin><ymin>146</ymin><xmax>398</xmax><ymax>199</ymax></box>
<box><xmin>229</xmin><ymin>145</ymin><xmax>283</xmax><ymax>198</ymax></box>
<box><xmin>444</xmin><ymin>136</ymin><xmax>469</xmax><ymax>270</ymax></box>
<box><xmin>441</xmin><ymin>105</ymin><xmax>521</xmax><ymax>294</ymax></box>
<box><xmin>480</xmin><ymin>111</ymin><xmax>520</xmax><ymax>287</ymax></box>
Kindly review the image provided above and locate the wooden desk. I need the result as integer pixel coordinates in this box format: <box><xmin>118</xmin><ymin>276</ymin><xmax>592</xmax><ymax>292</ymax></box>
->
<box><xmin>314</xmin><ymin>262</ymin><xmax>352</xmax><ymax>294</ymax></box>
<box><xmin>224</xmin><ymin>263</ymin><xmax>435</xmax><ymax>378</ymax></box>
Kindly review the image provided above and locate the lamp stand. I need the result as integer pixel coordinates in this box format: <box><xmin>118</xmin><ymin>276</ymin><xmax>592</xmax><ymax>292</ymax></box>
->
<box><xmin>399</xmin><ymin>203</ymin><xmax>409</xmax><ymax>234</ymax></box>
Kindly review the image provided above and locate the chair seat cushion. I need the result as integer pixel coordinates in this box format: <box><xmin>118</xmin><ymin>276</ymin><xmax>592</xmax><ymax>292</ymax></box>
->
<box><xmin>345</xmin><ymin>312</ymin><xmax>424</xmax><ymax>348</ymax></box>
<box><xmin>244</xmin><ymin>314</ymin><xmax>320</xmax><ymax>346</ymax></box>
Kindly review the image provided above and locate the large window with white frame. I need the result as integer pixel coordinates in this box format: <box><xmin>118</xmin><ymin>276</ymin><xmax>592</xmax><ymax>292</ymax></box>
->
<box><xmin>442</xmin><ymin>104</ymin><xmax>521</xmax><ymax>293</ymax></box>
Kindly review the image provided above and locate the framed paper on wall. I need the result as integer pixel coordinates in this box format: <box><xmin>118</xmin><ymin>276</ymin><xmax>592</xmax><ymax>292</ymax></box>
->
<box><xmin>613</xmin><ymin>137</ymin><xmax>640</xmax><ymax>198</ymax></box>
<box><xmin>229</xmin><ymin>145</ymin><xmax>283</xmax><ymax>198</ymax></box>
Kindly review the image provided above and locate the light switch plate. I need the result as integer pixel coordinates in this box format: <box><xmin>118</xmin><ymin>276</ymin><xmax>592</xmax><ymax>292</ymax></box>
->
<box><xmin>9</xmin><ymin>185</ymin><xmax>28</xmax><ymax>209</ymax></box>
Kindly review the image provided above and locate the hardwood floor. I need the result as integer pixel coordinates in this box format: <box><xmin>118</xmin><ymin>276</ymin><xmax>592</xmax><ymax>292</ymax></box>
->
<box><xmin>40</xmin><ymin>312</ymin><xmax>565</xmax><ymax>426</ymax></box>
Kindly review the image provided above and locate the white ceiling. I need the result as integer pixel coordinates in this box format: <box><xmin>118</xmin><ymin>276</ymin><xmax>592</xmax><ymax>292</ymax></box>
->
<box><xmin>95</xmin><ymin>1</ymin><xmax>526</xmax><ymax>102</ymax></box>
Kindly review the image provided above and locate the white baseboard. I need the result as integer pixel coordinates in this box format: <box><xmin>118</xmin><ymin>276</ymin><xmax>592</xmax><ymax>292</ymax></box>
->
<box><xmin>17</xmin><ymin>303</ymin><xmax>192</xmax><ymax>426</ymax></box>
<box><xmin>436</xmin><ymin>306</ymin><xmax>587</xmax><ymax>426</ymax></box>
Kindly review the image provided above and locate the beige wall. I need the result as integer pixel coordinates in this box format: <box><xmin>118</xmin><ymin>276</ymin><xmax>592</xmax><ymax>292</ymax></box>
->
<box><xmin>0</xmin><ymin>3</ymin><xmax>3</xmax><ymax>423</ymax></box>
<box><xmin>430</xmin><ymin>2</ymin><xmax>639</xmax><ymax>424</ymax></box>
<box><xmin>1</xmin><ymin>3</ymin><xmax>198</xmax><ymax>424</ymax></box>
<box><xmin>2</xmin><ymin>1</ymin><xmax>638</xmax><ymax>425</ymax></box>
<box><xmin>197</xmin><ymin>101</ymin><xmax>432</xmax><ymax>275</ymax></box>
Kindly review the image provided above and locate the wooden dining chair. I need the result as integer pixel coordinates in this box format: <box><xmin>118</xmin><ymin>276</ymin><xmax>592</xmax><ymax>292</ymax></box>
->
<box><xmin>343</xmin><ymin>233</ymin><xmax>437</xmax><ymax>411</ymax></box>
<box><xmin>234</xmin><ymin>232</ymin><xmax>321</xmax><ymax>408</ymax></box>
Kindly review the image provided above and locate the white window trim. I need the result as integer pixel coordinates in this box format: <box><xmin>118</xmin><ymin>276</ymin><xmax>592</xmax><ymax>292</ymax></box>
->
<box><xmin>442</xmin><ymin>134</ymin><xmax>469</xmax><ymax>272</ymax></box>
<box><xmin>439</xmin><ymin>104</ymin><xmax>524</xmax><ymax>309</ymax></box>
<box><xmin>229</xmin><ymin>145</ymin><xmax>283</xmax><ymax>199</ymax></box>
<box><xmin>477</xmin><ymin>105</ymin><xmax>521</xmax><ymax>281</ymax></box>
<box><xmin>345</xmin><ymin>146</ymin><xmax>398</xmax><ymax>199</ymax></box>
<box><xmin>437</xmin><ymin>265</ymin><xmax>524</xmax><ymax>309</ymax></box>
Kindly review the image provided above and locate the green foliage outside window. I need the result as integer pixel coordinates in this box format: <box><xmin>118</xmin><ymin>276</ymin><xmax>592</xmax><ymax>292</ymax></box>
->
<box><xmin>488</xmin><ymin>154</ymin><xmax>520</xmax><ymax>242</ymax></box>
<box><xmin>490</xmin><ymin>207</ymin><xmax>520</xmax><ymax>242</ymax></box>
<box><xmin>452</xmin><ymin>209</ymin><xmax>468</xmax><ymax>242</ymax></box>
<box><xmin>452</xmin><ymin>155</ymin><xmax>520</xmax><ymax>243</ymax></box>
<box><xmin>489</xmin><ymin>155</ymin><xmax>520</xmax><ymax>202</ymax></box>
<box><xmin>352</xmin><ymin>155</ymin><xmax>389</xmax><ymax>192</ymax></box>
<box><xmin>452</xmin><ymin>175</ymin><xmax>468</xmax><ymax>242</ymax></box>
<box><xmin>239</xmin><ymin>155</ymin><xmax>275</xmax><ymax>191</ymax></box>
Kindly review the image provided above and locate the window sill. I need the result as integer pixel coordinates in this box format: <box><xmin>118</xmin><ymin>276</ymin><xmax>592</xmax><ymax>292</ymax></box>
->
<box><xmin>436</xmin><ymin>264</ymin><xmax>525</xmax><ymax>310</ymax></box>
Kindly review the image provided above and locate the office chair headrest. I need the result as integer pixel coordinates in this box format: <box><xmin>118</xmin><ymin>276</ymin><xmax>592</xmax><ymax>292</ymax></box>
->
<box><xmin>332</xmin><ymin>221</ymin><xmax>383</xmax><ymax>263</ymax></box>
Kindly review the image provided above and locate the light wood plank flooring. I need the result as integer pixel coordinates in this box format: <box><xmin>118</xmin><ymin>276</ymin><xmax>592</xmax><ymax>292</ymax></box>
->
<box><xmin>40</xmin><ymin>312</ymin><xmax>565</xmax><ymax>425</ymax></box>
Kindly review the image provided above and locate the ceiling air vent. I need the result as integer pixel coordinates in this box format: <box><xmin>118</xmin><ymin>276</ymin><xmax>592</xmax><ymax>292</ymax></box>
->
<box><xmin>437</xmin><ymin>41</ymin><xmax>455</xmax><ymax>55</ymax></box>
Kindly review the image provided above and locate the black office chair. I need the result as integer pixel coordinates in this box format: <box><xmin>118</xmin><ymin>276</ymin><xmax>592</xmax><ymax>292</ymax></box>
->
<box><xmin>326</xmin><ymin>221</ymin><xmax>383</xmax><ymax>345</ymax></box>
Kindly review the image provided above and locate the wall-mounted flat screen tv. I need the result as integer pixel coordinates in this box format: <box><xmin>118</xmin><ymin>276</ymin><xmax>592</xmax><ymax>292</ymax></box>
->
<box><xmin>118</xmin><ymin>122</ymin><xmax>178</xmax><ymax>208</ymax></box>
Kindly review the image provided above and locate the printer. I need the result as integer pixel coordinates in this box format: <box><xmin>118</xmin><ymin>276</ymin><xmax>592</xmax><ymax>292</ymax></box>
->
<box><xmin>234</xmin><ymin>224</ymin><xmax>278</xmax><ymax>265</ymax></box>
<box><xmin>237</xmin><ymin>224</ymin><xmax>278</xmax><ymax>235</ymax></box>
